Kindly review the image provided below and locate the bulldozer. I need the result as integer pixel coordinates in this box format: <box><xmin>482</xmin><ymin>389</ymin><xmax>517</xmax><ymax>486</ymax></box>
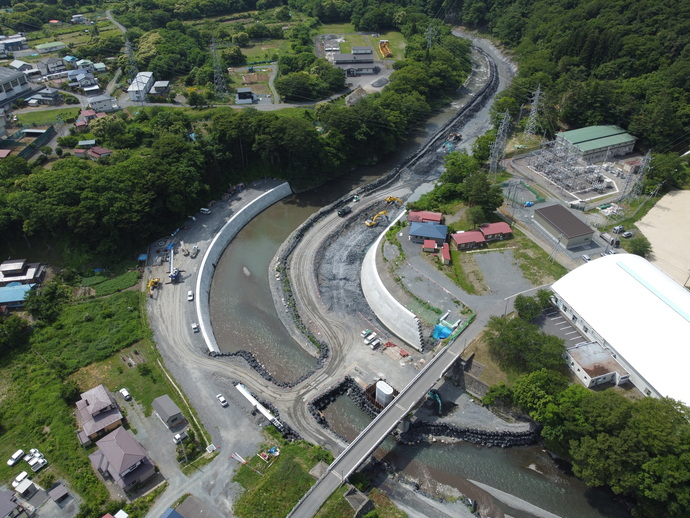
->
<box><xmin>379</xmin><ymin>40</ymin><xmax>393</xmax><ymax>58</ymax></box>
<box><xmin>385</xmin><ymin>196</ymin><xmax>403</xmax><ymax>206</ymax></box>
<box><xmin>365</xmin><ymin>210</ymin><xmax>388</xmax><ymax>227</ymax></box>
<box><xmin>147</xmin><ymin>278</ymin><xmax>161</xmax><ymax>297</ymax></box>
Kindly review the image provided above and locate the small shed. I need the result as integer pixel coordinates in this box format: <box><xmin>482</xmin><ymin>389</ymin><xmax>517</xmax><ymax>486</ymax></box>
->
<box><xmin>15</xmin><ymin>478</ymin><xmax>37</xmax><ymax>498</ymax></box>
<box><xmin>422</xmin><ymin>240</ymin><xmax>437</xmax><ymax>253</ymax></box>
<box><xmin>440</xmin><ymin>243</ymin><xmax>451</xmax><ymax>265</ymax></box>
<box><xmin>48</xmin><ymin>483</ymin><xmax>69</xmax><ymax>503</ymax></box>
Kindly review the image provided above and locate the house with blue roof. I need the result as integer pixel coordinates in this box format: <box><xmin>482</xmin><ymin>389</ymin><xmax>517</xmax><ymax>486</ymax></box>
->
<box><xmin>0</xmin><ymin>282</ymin><xmax>35</xmax><ymax>307</ymax></box>
<box><xmin>408</xmin><ymin>221</ymin><xmax>448</xmax><ymax>246</ymax></box>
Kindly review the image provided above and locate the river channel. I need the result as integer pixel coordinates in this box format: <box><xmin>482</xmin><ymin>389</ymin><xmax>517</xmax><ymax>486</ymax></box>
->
<box><xmin>209</xmin><ymin>41</ymin><xmax>630</xmax><ymax>517</ymax></box>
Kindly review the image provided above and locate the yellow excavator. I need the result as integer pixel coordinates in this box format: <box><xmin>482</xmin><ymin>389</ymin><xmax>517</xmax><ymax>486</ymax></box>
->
<box><xmin>147</xmin><ymin>278</ymin><xmax>161</xmax><ymax>297</ymax></box>
<box><xmin>365</xmin><ymin>210</ymin><xmax>388</xmax><ymax>227</ymax></box>
<box><xmin>385</xmin><ymin>196</ymin><xmax>403</xmax><ymax>206</ymax></box>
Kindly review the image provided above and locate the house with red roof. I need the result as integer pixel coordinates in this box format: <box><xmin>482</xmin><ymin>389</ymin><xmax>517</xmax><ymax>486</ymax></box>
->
<box><xmin>479</xmin><ymin>222</ymin><xmax>513</xmax><ymax>241</ymax></box>
<box><xmin>87</xmin><ymin>146</ymin><xmax>112</xmax><ymax>161</ymax></box>
<box><xmin>440</xmin><ymin>243</ymin><xmax>451</xmax><ymax>265</ymax></box>
<box><xmin>451</xmin><ymin>230</ymin><xmax>486</xmax><ymax>250</ymax></box>
<box><xmin>422</xmin><ymin>239</ymin><xmax>437</xmax><ymax>253</ymax></box>
<box><xmin>408</xmin><ymin>210</ymin><xmax>443</xmax><ymax>224</ymax></box>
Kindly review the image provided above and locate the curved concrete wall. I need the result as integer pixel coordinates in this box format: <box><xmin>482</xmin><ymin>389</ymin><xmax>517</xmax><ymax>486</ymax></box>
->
<box><xmin>196</xmin><ymin>182</ymin><xmax>293</xmax><ymax>353</ymax></box>
<box><xmin>361</xmin><ymin>212</ymin><xmax>424</xmax><ymax>351</ymax></box>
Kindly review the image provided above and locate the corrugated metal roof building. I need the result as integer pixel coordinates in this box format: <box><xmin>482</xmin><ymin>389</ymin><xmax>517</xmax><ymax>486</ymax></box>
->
<box><xmin>555</xmin><ymin>125</ymin><xmax>636</xmax><ymax>162</ymax></box>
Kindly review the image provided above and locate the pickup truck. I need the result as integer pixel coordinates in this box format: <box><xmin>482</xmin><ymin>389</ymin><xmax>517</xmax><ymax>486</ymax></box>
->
<box><xmin>337</xmin><ymin>206</ymin><xmax>352</xmax><ymax>217</ymax></box>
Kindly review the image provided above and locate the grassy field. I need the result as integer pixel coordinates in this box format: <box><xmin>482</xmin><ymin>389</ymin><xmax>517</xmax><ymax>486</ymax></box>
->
<box><xmin>509</xmin><ymin>228</ymin><xmax>568</xmax><ymax>284</ymax></box>
<box><xmin>242</xmin><ymin>38</ymin><xmax>292</xmax><ymax>61</ymax></box>
<box><xmin>314</xmin><ymin>486</ymin><xmax>352</xmax><ymax>518</ymax></box>
<box><xmin>15</xmin><ymin>107</ymin><xmax>82</xmax><ymax>127</ymax></box>
<box><xmin>317</xmin><ymin>23</ymin><xmax>356</xmax><ymax>34</ymax></box>
<box><xmin>233</xmin><ymin>427</ymin><xmax>333</xmax><ymax>518</ymax></box>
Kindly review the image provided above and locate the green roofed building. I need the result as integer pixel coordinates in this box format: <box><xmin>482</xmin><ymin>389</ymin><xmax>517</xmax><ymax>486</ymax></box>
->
<box><xmin>35</xmin><ymin>41</ymin><xmax>67</xmax><ymax>53</ymax></box>
<box><xmin>555</xmin><ymin>125</ymin><xmax>636</xmax><ymax>162</ymax></box>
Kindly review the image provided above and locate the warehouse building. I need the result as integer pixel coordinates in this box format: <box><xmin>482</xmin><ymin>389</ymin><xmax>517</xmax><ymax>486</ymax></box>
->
<box><xmin>551</xmin><ymin>254</ymin><xmax>690</xmax><ymax>405</ymax></box>
<box><xmin>0</xmin><ymin>67</ymin><xmax>31</xmax><ymax>107</ymax></box>
<box><xmin>555</xmin><ymin>125</ymin><xmax>636</xmax><ymax>162</ymax></box>
<box><xmin>533</xmin><ymin>204</ymin><xmax>593</xmax><ymax>249</ymax></box>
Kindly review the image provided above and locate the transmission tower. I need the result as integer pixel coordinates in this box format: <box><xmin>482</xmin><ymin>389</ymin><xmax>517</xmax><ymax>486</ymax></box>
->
<box><xmin>425</xmin><ymin>26</ymin><xmax>437</xmax><ymax>49</ymax></box>
<box><xmin>125</xmin><ymin>39</ymin><xmax>139</xmax><ymax>81</ymax></box>
<box><xmin>489</xmin><ymin>109</ymin><xmax>511</xmax><ymax>178</ymax></box>
<box><xmin>211</xmin><ymin>36</ymin><xmax>228</xmax><ymax>99</ymax></box>
<box><xmin>525</xmin><ymin>84</ymin><xmax>542</xmax><ymax>136</ymax></box>
<box><xmin>624</xmin><ymin>149</ymin><xmax>651</xmax><ymax>196</ymax></box>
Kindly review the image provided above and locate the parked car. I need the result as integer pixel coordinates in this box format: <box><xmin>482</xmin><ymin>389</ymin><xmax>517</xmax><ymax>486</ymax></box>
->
<box><xmin>613</xmin><ymin>225</ymin><xmax>624</xmax><ymax>234</ymax></box>
<box><xmin>360</xmin><ymin>329</ymin><xmax>372</xmax><ymax>338</ymax></box>
<box><xmin>369</xmin><ymin>338</ymin><xmax>381</xmax><ymax>350</ymax></box>
<box><xmin>200</xmin><ymin>208</ymin><xmax>211</xmax><ymax>215</ymax></box>
<box><xmin>187</xmin><ymin>290</ymin><xmax>194</xmax><ymax>301</ymax></box>
<box><xmin>216</xmin><ymin>394</ymin><xmax>228</xmax><ymax>407</ymax></box>
<box><xmin>622</xmin><ymin>231</ymin><xmax>633</xmax><ymax>238</ymax></box>
<box><xmin>364</xmin><ymin>332</ymin><xmax>378</xmax><ymax>345</ymax></box>
<box><xmin>7</xmin><ymin>449</ymin><xmax>24</xmax><ymax>466</ymax></box>
<box><xmin>582</xmin><ymin>254</ymin><xmax>591</xmax><ymax>262</ymax></box>
<box><xmin>337</xmin><ymin>206</ymin><xmax>352</xmax><ymax>217</ymax></box>
<box><xmin>173</xmin><ymin>432</ymin><xmax>187</xmax><ymax>444</ymax></box>
<box><xmin>28</xmin><ymin>457</ymin><xmax>47</xmax><ymax>472</ymax></box>
<box><xmin>607</xmin><ymin>249</ymin><xmax>616</xmax><ymax>255</ymax></box>
<box><xmin>119</xmin><ymin>388</ymin><xmax>132</xmax><ymax>401</ymax></box>
<box><xmin>12</xmin><ymin>471</ymin><xmax>28</xmax><ymax>488</ymax></box>
<box><xmin>191</xmin><ymin>323</ymin><xmax>199</xmax><ymax>332</ymax></box>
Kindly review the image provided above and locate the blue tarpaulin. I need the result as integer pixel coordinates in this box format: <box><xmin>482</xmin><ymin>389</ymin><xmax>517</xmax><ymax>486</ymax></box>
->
<box><xmin>432</xmin><ymin>325</ymin><xmax>452</xmax><ymax>339</ymax></box>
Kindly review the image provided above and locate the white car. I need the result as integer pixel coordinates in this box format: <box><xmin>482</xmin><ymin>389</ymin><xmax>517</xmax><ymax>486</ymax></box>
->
<box><xmin>7</xmin><ymin>449</ymin><xmax>24</xmax><ymax>466</ymax></box>
<box><xmin>173</xmin><ymin>432</ymin><xmax>187</xmax><ymax>444</ymax></box>
<box><xmin>187</xmin><ymin>290</ymin><xmax>194</xmax><ymax>301</ymax></box>
<box><xmin>199</xmin><ymin>208</ymin><xmax>211</xmax><ymax>215</ymax></box>
<box><xmin>12</xmin><ymin>471</ymin><xmax>28</xmax><ymax>488</ymax></box>
<box><xmin>216</xmin><ymin>394</ymin><xmax>228</xmax><ymax>407</ymax></box>
<box><xmin>191</xmin><ymin>323</ymin><xmax>200</xmax><ymax>333</ymax></box>
<box><xmin>28</xmin><ymin>457</ymin><xmax>47</xmax><ymax>472</ymax></box>
<box><xmin>364</xmin><ymin>332</ymin><xmax>377</xmax><ymax>345</ymax></box>
<box><xmin>119</xmin><ymin>388</ymin><xmax>132</xmax><ymax>401</ymax></box>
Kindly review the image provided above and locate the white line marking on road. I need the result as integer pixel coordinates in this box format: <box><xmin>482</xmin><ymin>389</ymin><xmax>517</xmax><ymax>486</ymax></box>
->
<box><xmin>570</xmin><ymin>336</ymin><xmax>582</xmax><ymax>340</ymax></box>
<box><xmin>564</xmin><ymin>331</ymin><xmax>578</xmax><ymax>335</ymax></box>
<box><xmin>559</xmin><ymin>326</ymin><xmax>572</xmax><ymax>330</ymax></box>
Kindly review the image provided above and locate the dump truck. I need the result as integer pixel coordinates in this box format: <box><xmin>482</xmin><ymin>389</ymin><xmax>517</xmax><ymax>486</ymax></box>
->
<box><xmin>379</xmin><ymin>40</ymin><xmax>392</xmax><ymax>58</ymax></box>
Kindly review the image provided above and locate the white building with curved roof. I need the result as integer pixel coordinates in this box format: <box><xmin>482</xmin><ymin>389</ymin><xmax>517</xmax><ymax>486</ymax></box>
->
<box><xmin>551</xmin><ymin>254</ymin><xmax>690</xmax><ymax>404</ymax></box>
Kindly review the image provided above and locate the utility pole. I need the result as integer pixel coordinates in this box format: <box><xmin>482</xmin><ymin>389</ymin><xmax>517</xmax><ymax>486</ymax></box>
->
<box><xmin>525</xmin><ymin>84</ymin><xmax>542</xmax><ymax>137</ymax></box>
<box><xmin>125</xmin><ymin>38</ymin><xmax>146</xmax><ymax>106</ymax></box>
<box><xmin>489</xmin><ymin>109</ymin><xmax>511</xmax><ymax>179</ymax></box>
<box><xmin>211</xmin><ymin>36</ymin><xmax>228</xmax><ymax>100</ymax></box>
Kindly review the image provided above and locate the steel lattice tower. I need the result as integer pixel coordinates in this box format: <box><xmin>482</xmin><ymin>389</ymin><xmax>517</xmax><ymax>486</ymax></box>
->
<box><xmin>525</xmin><ymin>84</ymin><xmax>542</xmax><ymax>136</ymax></box>
<box><xmin>211</xmin><ymin>36</ymin><xmax>228</xmax><ymax>99</ymax></box>
<box><xmin>489</xmin><ymin>109</ymin><xmax>511</xmax><ymax>178</ymax></box>
<box><xmin>125</xmin><ymin>39</ymin><xmax>139</xmax><ymax>81</ymax></box>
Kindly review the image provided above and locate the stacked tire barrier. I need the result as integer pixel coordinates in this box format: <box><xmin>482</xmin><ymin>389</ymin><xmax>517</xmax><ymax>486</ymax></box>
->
<box><xmin>398</xmin><ymin>422</ymin><xmax>538</xmax><ymax>448</ymax></box>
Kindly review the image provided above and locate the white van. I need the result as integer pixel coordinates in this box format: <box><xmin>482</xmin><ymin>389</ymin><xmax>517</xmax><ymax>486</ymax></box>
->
<box><xmin>199</xmin><ymin>208</ymin><xmax>211</xmax><ymax>215</ymax></box>
<box><xmin>7</xmin><ymin>449</ymin><xmax>24</xmax><ymax>466</ymax></box>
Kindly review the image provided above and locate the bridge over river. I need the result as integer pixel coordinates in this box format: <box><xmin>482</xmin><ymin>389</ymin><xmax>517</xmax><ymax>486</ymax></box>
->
<box><xmin>288</xmin><ymin>336</ymin><xmax>466</xmax><ymax>517</ymax></box>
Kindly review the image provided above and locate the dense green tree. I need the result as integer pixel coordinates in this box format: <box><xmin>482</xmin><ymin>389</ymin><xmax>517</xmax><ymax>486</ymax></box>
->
<box><xmin>0</xmin><ymin>315</ymin><xmax>31</xmax><ymax>352</ymax></box>
<box><xmin>24</xmin><ymin>281</ymin><xmax>70</xmax><ymax>323</ymax></box>
<box><xmin>513</xmin><ymin>294</ymin><xmax>543</xmax><ymax>320</ymax></box>
<box><xmin>628</xmin><ymin>235</ymin><xmax>652</xmax><ymax>258</ymax></box>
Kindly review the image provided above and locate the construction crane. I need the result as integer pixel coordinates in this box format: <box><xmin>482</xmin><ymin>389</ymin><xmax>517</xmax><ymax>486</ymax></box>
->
<box><xmin>385</xmin><ymin>196</ymin><xmax>403</xmax><ymax>206</ymax></box>
<box><xmin>365</xmin><ymin>210</ymin><xmax>388</xmax><ymax>227</ymax></box>
<box><xmin>147</xmin><ymin>278</ymin><xmax>160</xmax><ymax>297</ymax></box>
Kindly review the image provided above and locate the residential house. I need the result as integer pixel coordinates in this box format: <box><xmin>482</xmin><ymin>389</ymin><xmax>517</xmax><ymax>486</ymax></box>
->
<box><xmin>451</xmin><ymin>230</ymin><xmax>486</xmax><ymax>250</ymax></box>
<box><xmin>152</xmin><ymin>395</ymin><xmax>185</xmax><ymax>429</ymax></box>
<box><xmin>150</xmin><ymin>81</ymin><xmax>170</xmax><ymax>95</ymax></box>
<box><xmin>35</xmin><ymin>41</ymin><xmax>67</xmax><ymax>53</ymax></box>
<box><xmin>9</xmin><ymin>60</ymin><xmax>32</xmax><ymax>72</ymax></box>
<box><xmin>88</xmin><ymin>94</ymin><xmax>119</xmax><ymax>113</ymax></box>
<box><xmin>0</xmin><ymin>488</ymin><xmax>29</xmax><ymax>518</ymax></box>
<box><xmin>87</xmin><ymin>146</ymin><xmax>113</xmax><ymax>161</ymax></box>
<box><xmin>352</xmin><ymin>46</ymin><xmax>373</xmax><ymax>55</ymax></box>
<box><xmin>0</xmin><ymin>259</ymin><xmax>44</xmax><ymax>286</ymax></box>
<box><xmin>63</xmin><ymin>55</ymin><xmax>78</xmax><ymax>64</ymax></box>
<box><xmin>479</xmin><ymin>222</ymin><xmax>513</xmax><ymax>241</ymax></box>
<box><xmin>76</xmin><ymin>59</ymin><xmax>94</xmax><ymax>72</ymax></box>
<box><xmin>75</xmin><ymin>384</ymin><xmax>124</xmax><ymax>445</ymax></box>
<box><xmin>0</xmin><ymin>283</ymin><xmax>34</xmax><ymax>308</ymax></box>
<box><xmin>38</xmin><ymin>57</ymin><xmax>67</xmax><ymax>76</ymax></box>
<box><xmin>78</xmin><ymin>138</ymin><xmax>96</xmax><ymax>147</ymax></box>
<box><xmin>71</xmin><ymin>14</ymin><xmax>86</xmax><ymax>24</ymax></box>
<box><xmin>440</xmin><ymin>243</ymin><xmax>451</xmax><ymax>265</ymax></box>
<box><xmin>27</xmin><ymin>87</ymin><xmax>61</xmax><ymax>105</ymax></box>
<box><xmin>408</xmin><ymin>222</ymin><xmax>448</xmax><ymax>246</ymax></box>
<box><xmin>235</xmin><ymin>87</ymin><xmax>255</xmax><ymax>104</ymax></box>
<box><xmin>128</xmin><ymin>71</ymin><xmax>154</xmax><ymax>102</ymax></box>
<box><xmin>89</xmin><ymin>427</ymin><xmax>156</xmax><ymax>491</ymax></box>
<box><xmin>407</xmin><ymin>211</ymin><xmax>443</xmax><ymax>224</ymax></box>
<box><xmin>0</xmin><ymin>67</ymin><xmax>31</xmax><ymax>108</ymax></box>
<box><xmin>421</xmin><ymin>239</ymin><xmax>437</xmax><ymax>253</ymax></box>
<box><xmin>93</xmin><ymin>62</ymin><xmax>107</xmax><ymax>73</ymax></box>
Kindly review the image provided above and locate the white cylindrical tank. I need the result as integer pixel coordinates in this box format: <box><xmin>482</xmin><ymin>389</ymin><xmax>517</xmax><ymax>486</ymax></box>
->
<box><xmin>376</xmin><ymin>381</ymin><xmax>394</xmax><ymax>407</ymax></box>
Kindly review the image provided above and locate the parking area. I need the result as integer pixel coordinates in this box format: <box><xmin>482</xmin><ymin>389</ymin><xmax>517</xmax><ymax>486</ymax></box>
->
<box><xmin>539</xmin><ymin>308</ymin><xmax>586</xmax><ymax>344</ymax></box>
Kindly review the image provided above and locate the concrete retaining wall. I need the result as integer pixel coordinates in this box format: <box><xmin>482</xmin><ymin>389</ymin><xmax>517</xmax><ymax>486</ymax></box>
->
<box><xmin>361</xmin><ymin>211</ymin><xmax>424</xmax><ymax>351</ymax></box>
<box><xmin>196</xmin><ymin>182</ymin><xmax>293</xmax><ymax>353</ymax></box>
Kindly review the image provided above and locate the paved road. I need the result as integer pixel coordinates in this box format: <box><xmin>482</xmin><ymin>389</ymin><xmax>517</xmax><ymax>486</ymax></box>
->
<box><xmin>106</xmin><ymin>9</ymin><xmax>127</xmax><ymax>34</ymax></box>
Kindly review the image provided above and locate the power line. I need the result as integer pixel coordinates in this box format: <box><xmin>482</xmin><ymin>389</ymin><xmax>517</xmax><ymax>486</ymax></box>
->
<box><xmin>525</xmin><ymin>83</ymin><xmax>541</xmax><ymax>137</ymax></box>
